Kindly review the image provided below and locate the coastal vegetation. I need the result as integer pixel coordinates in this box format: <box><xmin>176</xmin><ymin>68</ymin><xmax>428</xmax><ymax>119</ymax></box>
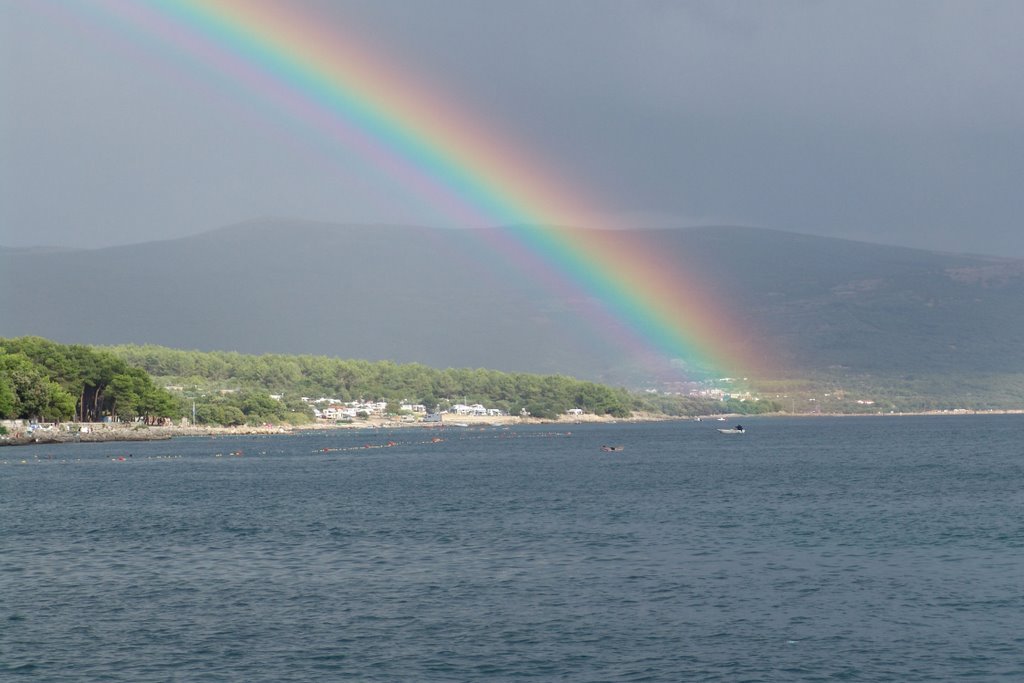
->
<box><xmin>0</xmin><ymin>337</ymin><xmax>176</xmax><ymax>423</ymax></box>
<box><xmin>1</xmin><ymin>337</ymin><xmax>775</xmax><ymax>427</ymax></box>
<box><xmin>756</xmin><ymin>372</ymin><xmax>1024</xmax><ymax>414</ymax></box>
<box><xmin>105</xmin><ymin>344</ymin><xmax>771</xmax><ymax>422</ymax></box>
<box><xmin>106</xmin><ymin>343</ymin><xmax>639</xmax><ymax>421</ymax></box>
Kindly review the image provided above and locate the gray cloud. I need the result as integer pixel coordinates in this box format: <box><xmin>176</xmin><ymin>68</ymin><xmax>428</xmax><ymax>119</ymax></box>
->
<box><xmin>2</xmin><ymin>0</ymin><xmax>1022</xmax><ymax>255</ymax></box>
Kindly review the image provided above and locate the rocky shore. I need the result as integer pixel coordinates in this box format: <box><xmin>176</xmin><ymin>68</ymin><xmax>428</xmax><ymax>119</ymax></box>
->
<box><xmin>0</xmin><ymin>412</ymin><xmax>646</xmax><ymax>448</ymax></box>
<box><xmin>0</xmin><ymin>422</ymin><xmax>291</xmax><ymax>447</ymax></box>
<box><xmin>5</xmin><ymin>409</ymin><xmax>1015</xmax><ymax>448</ymax></box>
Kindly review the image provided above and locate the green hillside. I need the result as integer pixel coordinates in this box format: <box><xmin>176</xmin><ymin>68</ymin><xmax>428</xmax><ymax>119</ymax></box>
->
<box><xmin>4</xmin><ymin>222</ymin><xmax>1024</xmax><ymax>405</ymax></box>
<box><xmin>105</xmin><ymin>343</ymin><xmax>771</xmax><ymax>422</ymax></box>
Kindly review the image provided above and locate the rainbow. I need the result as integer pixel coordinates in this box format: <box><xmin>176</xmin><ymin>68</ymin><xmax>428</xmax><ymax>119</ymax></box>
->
<box><xmin>84</xmin><ymin>0</ymin><xmax>760</xmax><ymax>378</ymax></box>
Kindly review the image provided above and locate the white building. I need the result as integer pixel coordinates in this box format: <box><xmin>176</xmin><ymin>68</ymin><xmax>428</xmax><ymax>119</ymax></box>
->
<box><xmin>452</xmin><ymin>403</ymin><xmax>488</xmax><ymax>416</ymax></box>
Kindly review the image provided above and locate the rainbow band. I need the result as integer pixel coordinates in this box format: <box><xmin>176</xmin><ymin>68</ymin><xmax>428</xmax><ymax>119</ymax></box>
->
<box><xmin>92</xmin><ymin>0</ymin><xmax>757</xmax><ymax>377</ymax></box>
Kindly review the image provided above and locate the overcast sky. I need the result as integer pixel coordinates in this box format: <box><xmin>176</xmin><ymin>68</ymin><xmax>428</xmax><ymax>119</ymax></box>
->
<box><xmin>2</xmin><ymin>0</ymin><xmax>1022</xmax><ymax>255</ymax></box>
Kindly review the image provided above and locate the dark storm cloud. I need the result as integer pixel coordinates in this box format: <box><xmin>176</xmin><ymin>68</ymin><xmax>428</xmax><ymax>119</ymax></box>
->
<box><xmin>2</xmin><ymin>1</ymin><xmax>1022</xmax><ymax>254</ymax></box>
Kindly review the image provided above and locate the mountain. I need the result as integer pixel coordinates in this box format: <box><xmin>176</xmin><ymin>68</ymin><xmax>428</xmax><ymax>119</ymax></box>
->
<box><xmin>3</xmin><ymin>221</ymin><xmax>1023</xmax><ymax>387</ymax></box>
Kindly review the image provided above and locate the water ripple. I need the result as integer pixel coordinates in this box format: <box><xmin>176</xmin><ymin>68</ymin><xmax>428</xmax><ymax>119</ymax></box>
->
<box><xmin>2</xmin><ymin>417</ymin><xmax>1023</xmax><ymax>680</ymax></box>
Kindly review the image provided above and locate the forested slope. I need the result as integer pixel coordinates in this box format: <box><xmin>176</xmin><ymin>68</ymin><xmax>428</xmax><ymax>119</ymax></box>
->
<box><xmin>107</xmin><ymin>344</ymin><xmax>637</xmax><ymax>420</ymax></box>
<box><xmin>5</xmin><ymin>222</ymin><xmax>1024</xmax><ymax>390</ymax></box>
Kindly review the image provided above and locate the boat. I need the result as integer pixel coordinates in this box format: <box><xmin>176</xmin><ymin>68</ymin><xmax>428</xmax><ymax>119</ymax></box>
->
<box><xmin>717</xmin><ymin>425</ymin><xmax>745</xmax><ymax>434</ymax></box>
<box><xmin>601</xmin><ymin>445</ymin><xmax>625</xmax><ymax>452</ymax></box>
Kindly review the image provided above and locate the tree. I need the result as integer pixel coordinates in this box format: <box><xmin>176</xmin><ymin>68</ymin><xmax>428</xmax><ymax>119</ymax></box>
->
<box><xmin>385</xmin><ymin>397</ymin><xmax>407</xmax><ymax>415</ymax></box>
<box><xmin>0</xmin><ymin>374</ymin><xmax>17</xmax><ymax>418</ymax></box>
<box><xmin>0</xmin><ymin>351</ymin><xmax>75</xmax><ymax>421</ymax></box>
<box><xmin>0</xmin><ymin>339</ymin><xmax>179</xmax><ymax>423</ymax></box>
<box><xmin>32</xmin><ymin>381</ymin><xmax>76</xmax><ymax>422</ymax></box>
<box><xmin>417</xmin><ymin>394</ymin><xmax>439</xmax><ymax>413</ymax></box>
<box><xmin>109</xmin><ymin>370</ymin><xmax>150</xmax><ymax>420</ymax></box>
<box><xmin>522</xmin><ymin>401</ymin><xmax>559</xmax><ymax>420</ymax></box>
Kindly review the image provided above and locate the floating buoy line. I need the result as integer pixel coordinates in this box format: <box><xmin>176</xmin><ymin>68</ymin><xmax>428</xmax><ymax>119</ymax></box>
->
<box><xmin>2</xmin><ymin>430</ymin><xmax>574</xmax><ymax>464</ymax></box>
<box><xmin>314</xmin><ymin>430</ymin><xmax>573</xmax><ymax>453</ymax></box>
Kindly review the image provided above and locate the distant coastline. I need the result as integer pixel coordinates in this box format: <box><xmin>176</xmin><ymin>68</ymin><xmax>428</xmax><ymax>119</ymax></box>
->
<box><xmin>4</xmin><ymin>409</ymin><xmax>1023</xmax><ymax>449</ymax></box>
<box><xmin>0</xmin><ymin>413</ymin><xmax>621</xmax><ymax>448</ymax></box>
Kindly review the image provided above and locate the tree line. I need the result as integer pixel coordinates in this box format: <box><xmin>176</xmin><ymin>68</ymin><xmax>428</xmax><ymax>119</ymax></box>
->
<box><xmin>1</xmin><ymin>337</ymin><xmax>771</xmax><ymax>426</ymax></box>
<box><xmin>105</xmin><ymin>343</ymin><xmax>637</xmax><ymax>421</ymax></box>
<box><xmin>106</xmin><ymin>344</ymin><xmax>777</xmax><ymax>421</ymax></box>
<box><xmin>0</xmin><ymin>337</ymin><xmax>176</xmax><ymax>423</ymax></box>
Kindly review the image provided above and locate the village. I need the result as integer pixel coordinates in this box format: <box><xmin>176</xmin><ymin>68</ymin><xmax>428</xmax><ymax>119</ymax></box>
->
<box><xmin>301</xmin><ymin>396</ymin><xmax>510</xmax><ymax>422</ymax></box>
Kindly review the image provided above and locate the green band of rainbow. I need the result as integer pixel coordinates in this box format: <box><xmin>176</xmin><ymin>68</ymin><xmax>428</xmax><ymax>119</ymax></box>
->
<box><xmin>88</xmin><ymin>0</ymin><xmax>761</xmax><ymax>378</ymax></box>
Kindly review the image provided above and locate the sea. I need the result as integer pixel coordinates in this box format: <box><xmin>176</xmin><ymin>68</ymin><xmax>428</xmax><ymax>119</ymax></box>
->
<box><xmin>2</xmin><ymin>415</ymin><xmax>1022</xmax><ymax>682</ymax></box>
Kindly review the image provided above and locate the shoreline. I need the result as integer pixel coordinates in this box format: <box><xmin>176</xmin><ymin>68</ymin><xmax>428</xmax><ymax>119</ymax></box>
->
<box><xmin>3</xmin><ymin>409</ymin><xmax>1022</xmax><ymax>448</ymax></box>
<box><xmin>0</xmin><ymin>413</ymin><xmax>620</xmax><ymax>447</ymax></box>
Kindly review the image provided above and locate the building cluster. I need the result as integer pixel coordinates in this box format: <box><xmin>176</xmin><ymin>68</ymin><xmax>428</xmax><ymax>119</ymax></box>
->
<box><xmin>691</xmin><ymin>388</ymin><xmax>757</xmax><ymax>401</ymax></box>
<box><xmin>300</xmin><ymin>397</ymin><xmax>506</xmax><ymax>420</ymax></box>
<box><xmin>301</xmin><ymin>397</ymin><xmax>395</xmax><ymax>419</ymax></box>
<box><xmin>449</xmin><ymin>403</ymin><xmax>506</xmax><ymax>417</ymax></box>
<box><xmin>648</xmin><ymin>378</ymin><xmax>758</xmax><ymax>402</ymax></box>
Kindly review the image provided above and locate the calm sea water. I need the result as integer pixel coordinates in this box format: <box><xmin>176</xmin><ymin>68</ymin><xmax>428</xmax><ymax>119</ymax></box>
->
<box><xmin>2</xmin><ymin>416</ymin><xmax>1023</xmax><ymax>681</ymax></box>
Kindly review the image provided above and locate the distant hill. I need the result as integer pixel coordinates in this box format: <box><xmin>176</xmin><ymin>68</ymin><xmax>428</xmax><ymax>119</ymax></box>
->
<box><xmin>3</xmin><ymin>221</ymin><xmax>1023</xmax><ymax>387</ymax></box>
